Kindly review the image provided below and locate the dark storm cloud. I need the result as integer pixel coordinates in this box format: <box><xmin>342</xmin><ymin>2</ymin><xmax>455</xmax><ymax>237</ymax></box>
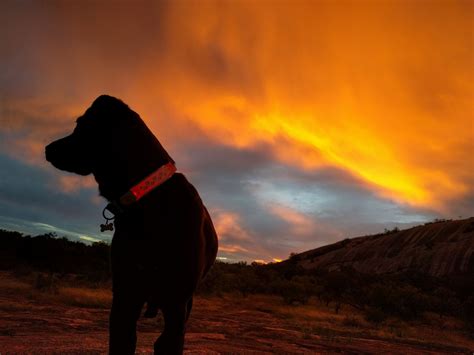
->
<box><xmin>0</xmin><ymin>129</ymin><xmax>440</xmax><ymax>261</ymax></box>
<box><xmin>169</xmin><ymin>139</ymin><xmax>438</xmax><ymax>260</ymax></box>
<box><xmin>0</xmin><ymin>152</ymin><xmax>108</xmax><ymax>243</ymax></box>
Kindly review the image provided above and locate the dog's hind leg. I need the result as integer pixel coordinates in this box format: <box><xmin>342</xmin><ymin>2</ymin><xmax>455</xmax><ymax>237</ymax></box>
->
<box><xmin>154</xmin><ymin>302</ymin><xmax>188</xmax><ymax>354</ymax></box>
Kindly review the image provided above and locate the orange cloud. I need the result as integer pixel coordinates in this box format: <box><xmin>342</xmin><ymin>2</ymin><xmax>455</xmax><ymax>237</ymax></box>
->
<box><xmin>132</xmin><ymin>0</ymin><xmax>473</xmax><ymax>214</ymax></box>
<box><xmin>218</xmin><ymin>244</ymin><xmax>249</xmax><ymax>254</ymax></box>
<box><xmin>0</xmin><ymin>97</ymin><xmax>85</xmax><ymax>167</ymax></box>
<box><xmin>267</xmin><ymin>204</ymin><xmax>315</xmax><ymax>237</ymax></box>
<box><xmin>2</xmin><ymin>0</ymin><xmax>472</xmax><ymax>216</ymax></box>
<box><xmin>56</xmin><ymin>175</ymin><xmax>96</xmax><ymax>194</ymax></box>
<box><xmin>213</xmin><ymin>210</ymin><xmax>252</xmax><ymax>242</ymax></box>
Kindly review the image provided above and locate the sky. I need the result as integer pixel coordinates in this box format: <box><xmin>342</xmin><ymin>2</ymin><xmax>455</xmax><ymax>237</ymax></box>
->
<box><xmin>0</xmin><ymin>0</ymin><xmax>473</xmax><ymax>262</ymax></box>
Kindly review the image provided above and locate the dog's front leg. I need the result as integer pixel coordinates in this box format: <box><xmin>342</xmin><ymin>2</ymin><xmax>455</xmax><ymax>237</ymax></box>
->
<box><xmin>154</xmin><ymin>301</ymin><xmax>189</xmax><ymax>354</ymax></box>
<box><xmin>109</xmin><ymin>291</ymin><xmax>145</xmax><ymax>355</ymax></box>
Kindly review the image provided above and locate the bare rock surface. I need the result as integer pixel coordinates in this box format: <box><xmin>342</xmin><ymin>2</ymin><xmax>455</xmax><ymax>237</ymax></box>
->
<box><xmin>294</xmin><ymin>217</ymin><xmax>474</xmax><ymax>277</ymax></box>
<box><xmin>1</xmin><ymin>286</ymin><xmax>472</xmax><ymax>354</ymax></box>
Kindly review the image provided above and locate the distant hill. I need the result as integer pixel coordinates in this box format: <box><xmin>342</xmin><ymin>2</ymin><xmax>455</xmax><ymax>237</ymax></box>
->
<box><xmin>288</xmin><ymin>217</ymin><xmax>474</xmax><ymax>277</ymax></box>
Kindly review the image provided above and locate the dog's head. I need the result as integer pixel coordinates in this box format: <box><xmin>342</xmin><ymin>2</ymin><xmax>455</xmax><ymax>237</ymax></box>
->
<box><xmin>45</xmin><ymin>95</ymin><xmax>174</xmax><ymax>198</ymax></box>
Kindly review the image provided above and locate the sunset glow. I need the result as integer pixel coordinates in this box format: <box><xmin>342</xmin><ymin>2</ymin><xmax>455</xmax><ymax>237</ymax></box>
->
<box><xmin>141</xmin><ymin>0</ymin><xmax>473</xmax><ymax>213</ymax></box>
<box><xmin>1</xmin><ymin>0</ymin><xmax>473</xmax><ymax>261</ymax></box>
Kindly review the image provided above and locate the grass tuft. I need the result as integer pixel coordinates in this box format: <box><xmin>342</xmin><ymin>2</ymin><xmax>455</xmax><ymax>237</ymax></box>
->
<box><xmin>57</xmin><ymin>286</ymin><xmax>112</xmax><ymax>308</ymax></box>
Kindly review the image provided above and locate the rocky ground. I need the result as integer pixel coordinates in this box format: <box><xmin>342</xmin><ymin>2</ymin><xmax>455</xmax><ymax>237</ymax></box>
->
<box><xmin>0</xmin><ymin>273</ymin><xmax>472</xmax><ymax>354</ymax></box>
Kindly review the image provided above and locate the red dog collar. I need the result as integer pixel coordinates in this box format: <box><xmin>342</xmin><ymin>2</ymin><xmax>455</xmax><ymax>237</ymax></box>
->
<box><xmin>101</xmin><ymin>162</ymin><xmax>176</xmax><ymax>231</ymax></box>
<box><xmin>119</xmin><ymin>162</ymin><xmax>177</xmax><ymax>206</ymax></box>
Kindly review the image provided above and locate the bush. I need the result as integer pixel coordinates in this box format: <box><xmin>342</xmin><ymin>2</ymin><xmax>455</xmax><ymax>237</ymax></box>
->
<box><xmin>1</xmin><ymin>228</ymin><xmax>471</xmax><ymax>327</ymax></box>
<box><xmin>364</xmin><ymin>283</ymin><xmax>427</xmax><ymax>320</ymax></box>
<box><xmin>278</xmin><ymin>279</ymin><xmax>310</xmax><ymax>305</ymax></box>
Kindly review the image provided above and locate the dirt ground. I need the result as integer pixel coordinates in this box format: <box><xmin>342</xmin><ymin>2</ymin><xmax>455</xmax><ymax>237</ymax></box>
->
<box><xmin>0</xmin><ymin>274</ymin><xmax>472</xmax><ymax>354</ymax></box>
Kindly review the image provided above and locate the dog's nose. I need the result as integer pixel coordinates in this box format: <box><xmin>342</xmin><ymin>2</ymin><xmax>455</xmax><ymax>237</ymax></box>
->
<box><xmin>45</xmin><ymin>143</ymin><xmax>54</xmax><ymax>162</ymax></box>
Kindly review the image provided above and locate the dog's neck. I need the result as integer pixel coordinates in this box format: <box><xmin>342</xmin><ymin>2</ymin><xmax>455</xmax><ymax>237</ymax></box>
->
<box><xmin>93</xmin><ymin>125</ymin><xmax>174</xmax><ymax>201</ymax></box>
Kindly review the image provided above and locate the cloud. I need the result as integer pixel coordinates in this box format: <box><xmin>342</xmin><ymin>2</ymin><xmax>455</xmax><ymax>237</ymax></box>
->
<box><xmin>0</xmin><ymin>97</ymin><xmax>81</xmax><ymax>167</ymax></box>
<box><xmin>56</xmin><ymin>175</ymin><xmax>97</xmax><ymax>194</ymax></box>
<box><xmin>79</xmin><ymin>235</ymin><xmax>103</xmax><ymax>243</ymax></box>
<box><xmin>266</xmin><ymin>204</ymin><xmax>316</xmax><ymax>237</ymax></box>
<box><xmin>0</xmin><ymin>0</ymin><xmax>472</xmax><ymax>262</ymax></box>
<box><xmin>0</xmin><ymin>154</ymin><xmax>108</xmax><ymax>242</ymax></box>
<box><xmin>2</xmin><ymin>1</ymin><xmax>472</xmax><ymax>213</ymax></box>
<box><xmin>146</xmin><ymin>0</ymin><xmax>473</xmax><ymax>213</ymax></box>
<box><xmin>177</xmin><ymin>140</ymin><xmax>440</xmax><ymax>260</ymax></box>
<box><xmin>213</xmin><ymin>211</ymin><xmax>252</xmax><ymax>242</ymax></box>
<box><xmin>0</xmin><ymin>139</ymin><xmax>443</xmax><ymax>262</ymax></box>
<box><xmin>0</xmin><ymin>215</ymin><xmax>108</xmax><ymax>245</ymax></box>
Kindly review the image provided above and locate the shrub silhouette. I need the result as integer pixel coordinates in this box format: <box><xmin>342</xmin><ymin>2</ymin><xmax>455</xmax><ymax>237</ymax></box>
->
<box><xmin>1</xmin><ymin>228</ymin><xmax>472</xmax><ymax>328</ymax></box>
<box><xmin>0</xmin><ymin>229</ymin><xmax>111</xmax><ymax>280</ymax></box>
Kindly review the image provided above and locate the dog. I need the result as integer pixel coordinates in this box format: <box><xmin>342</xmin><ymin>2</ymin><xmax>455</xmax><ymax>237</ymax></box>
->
<box><xmin>45</xmin><ymin>95</ymin><xmax>218</xmax><ymax>354</ymax></box>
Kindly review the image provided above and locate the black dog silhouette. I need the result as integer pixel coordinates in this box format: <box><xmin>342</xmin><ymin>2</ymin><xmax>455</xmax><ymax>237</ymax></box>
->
<box><xmin>45</xmin><ymin>95</ymin><xmax>218</xmax><ymax>354</ymax></box>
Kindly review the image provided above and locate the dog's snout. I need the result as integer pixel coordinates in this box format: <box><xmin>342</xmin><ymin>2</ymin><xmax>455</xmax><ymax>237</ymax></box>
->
<box><xmin>45</xmin><ymin>142</ymin><xmax>56</xmax><ymax>162</ymax></box>
<box><xmin>45</xmin><ymin>139</ymin><xmax>65</xmax><ymax>165</ymax></box>
<box><xmin>45</xmin><ymin>135</ymin><xmax>92</xmax><ymax>176</ymax></box>
<box><xmin>45</xmin><ymin>144</ymin><xmax>52</xmax><ymax>162</ymax></box>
